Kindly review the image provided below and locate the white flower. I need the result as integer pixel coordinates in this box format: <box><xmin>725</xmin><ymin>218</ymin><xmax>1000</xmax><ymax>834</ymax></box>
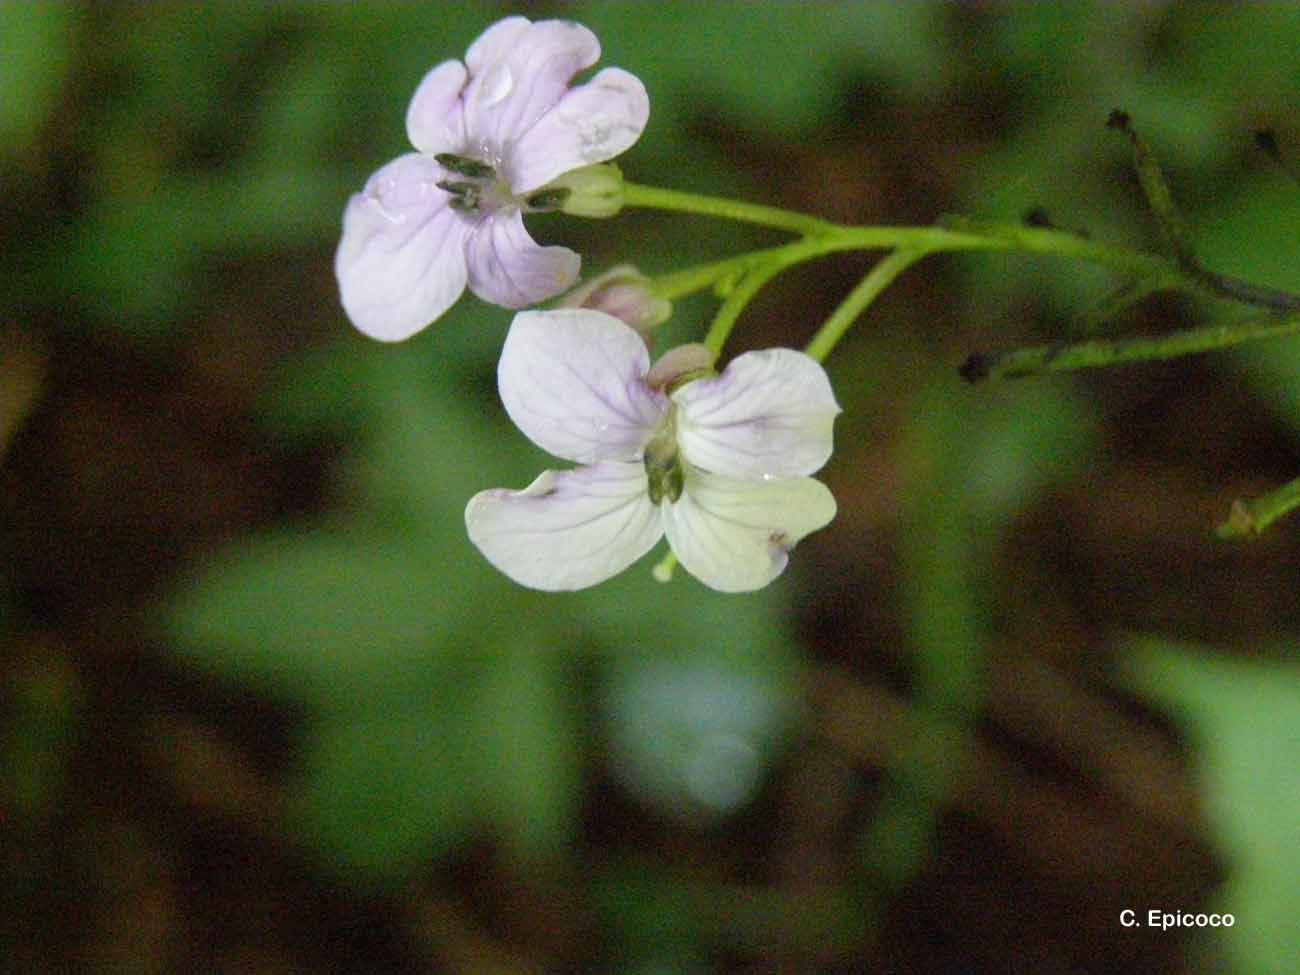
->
<box><xmin>336</xmin><ymin>17</ymin><xmax>649</xmax><ymax>342</ymax></box>
<box><xmin>465</xmin><ymin>310</ymin><xmax>841</xmax><ymax>592</ymax></box>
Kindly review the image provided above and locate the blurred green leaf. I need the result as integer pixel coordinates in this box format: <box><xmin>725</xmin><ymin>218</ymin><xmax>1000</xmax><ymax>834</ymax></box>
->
<box><xmin>167</xmin><ymin>526</ymin><xmax>481</xmax><ymax>709</ymax></box>
<box><xmin>66</xmin><ymin>163</ymin><xmax>357</xmax><ymax>328</ymax></box>
<box><xmin>960</xmin><ymin>383</ymin><xmax>1101</xmax><ymax>523</ymax></box>
<box><xmin>904</xmin><ymin>379</ymin><xmax>1100</xmax><ymax>541</ymax></box>
<box><xmin>1161</xmin><ymin>3</ymin><xmax>1300</xmax><ymax>103</ymax></box>
<box><xmin>900</xmin><ymin>379</ymin><xmax>1098</xmax><ymax>678</ymax></box>
<box><xmin>1196</xmin><ymin>176</ymin><xmax>1300</xmax><ymax>296</ymax></box>
<box><xmin>1230</xmin><ymin>334</ymin><xmax>1300</xmax><ymax>441</ymax></box>
<box><xmin>260</xmin><ymin>304</ymin><xmax>511</xmax><ymax>440</ymax></box>
<box><xmin>299</xmin><ymin>662</ymin><xmax>579</xmax><ymax>877</ymax></box>
<box><xmin>0</xmin><ymin>4</ymin><xmax>76</xmax><ymax>154</ymax></box>
<box><xmin>107</xmin><ymin>5</ymin><xmax>283</xmax><ymax>136</ymax></box>
<box><xmin>578</xmin><ymin>1</ymin><xmax>943</xmax><ymax>138</ymax></box>
<box><xmin>296</xmin><ymin>688</ymin><xmax>481</xmax><ymax>876</ymax></box>
<box><xmin>866</xmin><ymin>376</ymin><xmax>1100</xmax><ymax>888</ymax></box>
<box><xmin>1199</xmin><ymin>175</ymin><xmax>1300</xmax><ymax>437</ymax></box>
<box><xmin>572</xmin><ymin>566</ymin><xmax>799</xmax><ymax>667</ymax></box>
<box><xmin>473</xmin><ymin>647</ymin><xmax>581</xmax><ymax>859</ymax></box>
<box><xmin>2</xmin><ymin>657</ymin><xmax>80</xmax><ymax>822</ymax></box>
<box><xmin>257</xmin><ymin>339</ymin><xmax>397</xmax><ymax>440</ymax></box>
<box><xmin>1124</xmin><ymin>637</ymin><xmax>1300</xmax><ymax>975</ymax></box>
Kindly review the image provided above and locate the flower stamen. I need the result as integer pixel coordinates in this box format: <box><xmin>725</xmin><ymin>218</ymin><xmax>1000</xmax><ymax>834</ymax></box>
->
<box><xmin>434</xmin><ymin>153</ymin><xmax>497</xmax><ymax>179</ymax></box>
<box><xmin>644</xmin><ymin>411</ymin><xmax>684</xmax><ymax>505</ymax></box>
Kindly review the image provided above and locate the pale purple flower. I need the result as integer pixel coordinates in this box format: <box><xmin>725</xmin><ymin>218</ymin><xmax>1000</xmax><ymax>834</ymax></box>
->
<box><xmin>465</xmin><ymin>310</ymin><xmax>840</xmax><ymax>592</ymax></box>
<box><xmin>336</xmin><ymin>17</ymin><xmax>649</xmax><ymax>342</ymax></box>
<box><xmin>558</xmin><ymin>263</ymin><xmax>672</xmax><ymax>347</ymax></box>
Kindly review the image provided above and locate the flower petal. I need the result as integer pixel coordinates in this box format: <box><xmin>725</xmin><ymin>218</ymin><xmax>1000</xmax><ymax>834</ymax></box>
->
<box><xmin>506</xmin><ymin>67</ymin><xmax>649</xmax><ymax>193</ymax></box>
<box><xmin>405</xmin><ymin>59</ymin><xmax>468</xmax><ymax>155</ymax></box>
<box><xmin>497</xmin><ymin>309</ymin><xmax>667</xmax><ymax>463</ymax></box>
<box><xmin>461</xmin><ymin>19</ymin><xmax>601</xmax><ymax>160</ymax></box>
<box><xmin>466</xmin><ymin>462</ymin><xmax>661</xmax><ymax>591</ymax></box>
<box><xmin>673</xmin><ymin>348</ymin><xmax>841</xmax><ymax>479</ymax></box>
<box><xmin>463</xmin><ymin>16</ymin><xmax>532</xmax><ymax>73</ymax></box>
<box><xmin>335</xmin><ymin>154</ymin><xmax>470</xmax><ymax>341</ymax></box>
<box><xmin>662</xmin><ymin>470</ymin><xmax>836</xmax><ymax>593</ymax></box>
<box><xmin>464</xmin><ymin>209</ymin><xmax>580</xmax><ymax>309</ymax></box>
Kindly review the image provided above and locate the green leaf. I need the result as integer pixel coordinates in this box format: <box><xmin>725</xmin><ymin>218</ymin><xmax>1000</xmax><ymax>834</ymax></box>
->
<box><xmin>260</xmin><ymin>304</ymin><xmax>513</xmax><ymax>441</ymax></box>
<box><xmin>472</xmin><ymin>647</ymin><xmax>581</xmax><ymax>859</ymax></box>
<box><xmin>575</xmin><ymin>2</ymin><xmax>943</xmax><ymax>138</ymax></box>
<box><xmin>166</xmin><ymin>526</ymin><xmax>485</xmax><ymax>708</ymax></box>
<box><xmin>1200</xmin><ymin>176</ymin><xmax>1300</xmax><ymax>437</ymax></box>
<box><xmin>294</xmin><ymin>645</ymin><xmax>583</xmax><ymax>879</ymax></box>
<box><xmin>960</xmin><ymin>384</ymin><xmax>1101</xmax><ymax>524</ymax></box>
<box><xmin>1196</xmin><ymin>176</ymin><xmax>1300</xmax><ymax>296</ymax></box>
<box><xmin>295</xmin><ymin>687</ymin><xmax>482</xmax><ymax>878</ymax></box>
<box><xmin>1161</xmin><ymin>5</ymin><xmax>1300</xmax><ymax>104</ymax></box>
<box><xmin>572</xmin><ymin>565</ymin><xmax>800</xmax><ymax>665</ymax></box>
<box><xmin>65</xmin><ymin>161</ymin><xmax>360</xmax><ymax>329</ymax></box>
<box><xmin>905</xmin><ymin>379</ymin><xmax>1100</xmax><ymax>530</ymax></box>
<box><xmin>1230</xmin><ymin>335</ymin><xmax>1300</xmax><ymax>440</ymax></box>
<box><xmin>0</xmin><ymin>4</ymin><xmax>76</xmax><ymax>153</ymax></box>
<box><xmin>1123</xmin><ymin>638</ymin><xmax>1300</xmax><ymax>975</ymax></box>
<box><xmin>866</xmin><ymin>377</ymin><xmax>1101</xmax><ymax>891</ymax></box>
<box><xmin>901</xmin><ymin>378</ymin><xmax>1099</xmax><ymax>671</ymax></box>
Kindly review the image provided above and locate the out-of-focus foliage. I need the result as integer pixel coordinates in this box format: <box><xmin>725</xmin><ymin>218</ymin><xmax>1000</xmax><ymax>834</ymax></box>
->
<box><xmin>865</xmin><ymin>374</ymin><xmax>1100</xmax><ymax>889</ymax></box>
<box><xmin>5</xmin><ymin>2</ymin><xmax>1300</xmax><ymax>969</ymax></box>
<box><xmin>1199</xmin><ymin>182</ymin><xmax>1300</xmax><ymax>436</ymax></box>
<box><xmin>575</xmin><ymin>2</ymin><xmax>945</xmax><ymax>142</ymax></box>
<box><xmin>17</xmin><ymin>3</ymin><xmax>512</xmax><ymax>332</ymax></box>
<box><xmin>168</xmin><ymin>302</ymin><xmax>801</xmax><ymax>879</ymax></box>
<box><xmin>0</xmin><ymin>4</ymin><xmax>76</xmax><ymax>155</ymax></box>
<box><xmin>958</xmin><ymin>3</ymin><xmax>1300</xmax><ymax>326</ymax></box>
<box><xmin>1125</xmin><ymin>640</ymin><xmax>1300</xmax><ymax>975</ymax></box>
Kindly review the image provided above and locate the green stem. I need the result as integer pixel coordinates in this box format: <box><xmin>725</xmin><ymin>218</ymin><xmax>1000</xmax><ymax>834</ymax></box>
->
<box><xmin>649</xmin><ymin>222</ymin><xmax>1179</xmax><ymax>304</ymax></box>
<box><xmin>961</xmin><ymin>310</ymin><xmax>1300</xmax><ymax>383</ymax></box>
<box><xmin>627</xmin><ymin>182</ymin><xmax>1300</xmax><ymax>368</ymax></box>
<box><xmin>650</xmin><ymin>240</ymin><xmax>847</xmax><ymax>300</ymax></box>
<box><xmin>651</xmin><ymin>549</ymin><xmax>677</xmax><ymax>583</ymax></box>
<box><xmin>623</xmin><ymin>181</ymin><xmax>836</xmax><ymax>236</ymax></box>
<box><xmin>702</xmin><ymin>260</ymin><xmax>791</xmax><ymax>356</ymax></box>
<box><xmin>1105</xmin><ymin>112</ymin><xmax>1300</xmax><ymax>313</ymax></box>
<box><xmin>1109</xmin><ymin>110</ymin><xmax>1198</xmax><ymax>268</ymax></box>
<box><xmin>805</xmin><ymin>250</ymin><xmax>929</xmax><ymax>363</ymax></box>
<box><xmin>1217</xmin><ymin>476</ymin><xmax>1300</xmax><ymax>539</ymax></box>
<box><xmin>1068</xmin><ymin>272</ymin><xmax>1182</xmax><ymax>336</ymax></box>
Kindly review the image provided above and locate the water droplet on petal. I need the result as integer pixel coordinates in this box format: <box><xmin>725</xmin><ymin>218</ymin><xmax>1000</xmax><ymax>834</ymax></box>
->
<box><xmin>366</xmin><ymin>179</ymin><xmax>405</xmax><ymax>224</ymax></box>
<box><xmin>478</xmin><ymin>63</ymin><xmax>514</xmax><ymax>108</ymax></box>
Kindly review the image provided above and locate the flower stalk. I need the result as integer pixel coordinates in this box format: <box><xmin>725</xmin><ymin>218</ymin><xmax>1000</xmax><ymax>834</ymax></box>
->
<box><xmin>960</xmin><ymin>310</ymin><xmax>1300</xmax><ymax>383</ymax></box>
<box><xmin>805</xmin><ymin>249</ymin><xmax>929</xmax><ymax>363</ymax></box>
<box><xmin>1217</xmin><ymin>477</ymin><xmax>1300</xmax><ymax>540</ymax></box>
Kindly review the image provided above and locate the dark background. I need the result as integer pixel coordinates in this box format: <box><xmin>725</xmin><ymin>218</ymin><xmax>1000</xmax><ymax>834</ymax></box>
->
<box><xmin>2</xmin><ymin>3</ymin><xmax>1297</xmax><ymax>972</ymax></box>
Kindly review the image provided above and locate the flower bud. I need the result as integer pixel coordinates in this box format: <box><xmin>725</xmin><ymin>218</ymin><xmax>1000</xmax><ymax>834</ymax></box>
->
<box><xmin>559</xmin><ymin>264</ymin><xmax>672</xmax><ymax>346</ymax></box>
<box><xmin>543</xmin><ymin>163</ymin><xmax>626</xmax><ymax>218</ymax></box>
<box><xmin>646</xmin><ymin>343</ymin><xmax>715</xmax><ymax>391</ymax></box>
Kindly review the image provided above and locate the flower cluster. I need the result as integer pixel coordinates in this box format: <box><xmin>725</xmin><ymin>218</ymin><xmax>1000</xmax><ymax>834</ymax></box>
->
<box><xmin>337</xmin><ymin>18</ymin><xmax>840</xmax><ymax>592</ymax></box>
